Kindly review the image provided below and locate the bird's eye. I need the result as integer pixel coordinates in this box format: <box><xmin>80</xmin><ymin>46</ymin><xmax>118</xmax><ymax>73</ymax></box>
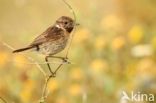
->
<box><xmin>64</xmin><ymin>22</ymin><xmax>68</xmax><ymax>24</ymax></box>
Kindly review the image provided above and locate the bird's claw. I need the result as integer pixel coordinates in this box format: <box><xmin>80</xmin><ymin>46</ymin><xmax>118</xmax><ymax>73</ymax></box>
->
<box><xmin>62</xmin><ymin>57</ymin><xmax>71</xmax><ymax>64</ymax></box>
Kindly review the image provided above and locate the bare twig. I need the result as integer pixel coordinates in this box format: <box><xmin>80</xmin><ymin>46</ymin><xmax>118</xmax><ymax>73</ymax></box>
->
<box><xmin>26</xmin><ymin>56</ymin><xmax>47</xmax><ymax>77</ymax></box>
<box><xmin>61</xmin><ymin>0</ymin><xmax>77</xmax><ymax>58</ymax></box>
<box><xmin>1</xmin><ymin>41</ymin><xmax>46</xmax><ymax>77</ymax></box>
<box><xmin>39</xmin><ymin>63</ymin><xmax>63</xmax><ymax>103</ymax></box>
<box><xmin>1</xmin><ymin>39</ymin><xmax>73</xmax><ymax>103</ymax></box>
<box><xmin>0</xmin><ymin>97</ymin><xmax>7</xmax><ymax>103</ymax></box>
<box><xmin>11</xmin><ymin>61</ymin><xmax>74</xmax><ymax>65</ymax></box>
<box><xmin>39</xmin><ymin>75</ymin><xmax>52</xmax><ymax>103</ymax></box>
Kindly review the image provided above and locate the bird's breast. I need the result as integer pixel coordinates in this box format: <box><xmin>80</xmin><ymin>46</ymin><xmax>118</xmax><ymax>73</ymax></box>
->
<box><xmin>38</xmin><ymin>36</ymin><xmax>68</xmax><ymax>55</ymax></box>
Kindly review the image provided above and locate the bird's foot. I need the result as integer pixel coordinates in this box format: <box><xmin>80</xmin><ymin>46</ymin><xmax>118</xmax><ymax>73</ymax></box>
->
<box><xmin>62</xmin><ymin>57</ymin><xmax>71</xmax><ymax>64</ymax></box>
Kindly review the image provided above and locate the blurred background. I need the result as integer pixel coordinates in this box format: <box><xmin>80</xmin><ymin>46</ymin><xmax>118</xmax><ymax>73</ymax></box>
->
<box><xmin>0</xmin><ymin>0</ymin><xmax>156</xmax><ymax>103</ymax></box>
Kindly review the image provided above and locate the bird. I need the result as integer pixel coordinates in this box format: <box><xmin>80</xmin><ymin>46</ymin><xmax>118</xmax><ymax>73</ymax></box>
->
<box><xmin>13</xmin><ymin>16</ymin><xmax>78</xmax><ymax>76</ymax></box>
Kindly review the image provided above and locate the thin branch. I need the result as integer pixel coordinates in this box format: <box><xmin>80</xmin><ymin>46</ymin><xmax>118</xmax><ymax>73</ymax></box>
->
<box><xmin>11</xmin><ymin>61</ymin><xmax>74</xmax><ymax>65</ymax></box>
<box><xmin>1</xmin><ymin>41</ymin><xmax>46</xmax><ymax>77</ymax></box>
<box><xmin>39</xmin><ymin>63</ymin><xmax>63</xmax><ymax>103</ymax></box>
<box><xmin>0</xmin><ymin>97</ymin><xmax>7</xmax><ymax>103</ymax></box>
<box><xmin>61</xmin><ymin>0</ymin><xmax>77</xmax><ymax>58</ymax></box>
<box><xmin>2</xmin><ymin>41</ymin><xmax>15</xmax><ymax>50</ymax></box>
<box><xmin>1</xmin><ymin>41</ymin><xmax>66</xmax><ymax>103</ymax></box>
<box><xmin>54</xmin><ymin>63</ymin><xmax>63</xmax><ymax>74</ymax></box>
<box><xmin>26</xmin><ymin>56</ymin><xmax>47</xmax><ymax>77</ymax></box>
<box><xmin>61</xmin><ymin>0</ymin><xmax>77</xmax><ymax>22</ymax></box>
<box><xmin>1</xmin><ymin>40</ymin><xmax>72</xmax><ymax>103</ymax></box>
<box><xmin>39</xmin><ymin>75</ymin><xmax>52</xmax><ymax>103</ymax></box>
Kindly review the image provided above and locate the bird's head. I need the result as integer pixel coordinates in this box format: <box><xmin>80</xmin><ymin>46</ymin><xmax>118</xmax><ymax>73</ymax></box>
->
<box><xmin>56</xmin><ymin>16</ymin><xmax>79</xmax><ymax>33</ymax></box>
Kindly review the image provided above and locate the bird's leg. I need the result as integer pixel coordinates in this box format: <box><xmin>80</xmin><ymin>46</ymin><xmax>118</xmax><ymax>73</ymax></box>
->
<box><xmin>53</xmin><ymin>63</ymin><xmax>63</xmax><ymax>75</ymax></box>
<box><xmin>45</xmin><ymin>56</ymin><xmax>56</xmax><ymax>77</ymax></box>
<box><xmin>45</xmin><ymin>55</ymin><xmax>71</xmax><ymax>76</ymax></box>
<box><xmin>52</xmin><ymin>56</ymin><xmax>70</xmax><ymax>75</ymax></box>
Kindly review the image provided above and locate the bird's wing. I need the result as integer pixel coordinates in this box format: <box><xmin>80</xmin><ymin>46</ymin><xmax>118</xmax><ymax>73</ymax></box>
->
<box><xmin>30</xmin><ymin>25</ymin><xmax>64</xmax><ymax>46</ymax></box>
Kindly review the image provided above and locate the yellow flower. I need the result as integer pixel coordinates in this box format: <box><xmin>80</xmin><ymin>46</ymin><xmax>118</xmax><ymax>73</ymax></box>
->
<box><xmin>48</xmin><ymin>79</ymin><xmax>59</xmax><ymax>92</ymax></box>
<box><xmin>13</xmin><ymin>55</ymin><xmax>28</xmax><ymax>68</ymax></box>
<box><xmin>95</xmin><ymin>35</ymin><xmax>107</xmax><ymax>50</ymax></box>
<box><xmin>90</xmin><ymin>59</ymin><xmax>108</xmax><ymax>73</ymax></box>
<box><xmin>70</xmin><ymin>67</ymin><xmax>83</xmax><ymax>80</ymax></box>
<box><xmin>128</xmin><ymin>25</ymin><xmax>143</xmax><ymax>44</ymax></box>
<box><xmin>111</xmin><ymin>36</ymin><xmax>125</xmax><ymax>51</ymax></box>
<box><xmin>74</xmin><ymin>28</ymin><xmax>90</xmax><ymax>44</ymax></box>
<box><xmin>0</xmin><ymin>51</ymin><xmax>8</xmax><ymax>67</ymax></box>
<box><xmin>56</xmin><ymin>96</ymin><xmax>67</xmax><ymax>103</ymax></box>
<box><xmin>101</xmin><ymin>14</ymin><xmax>123</xmax><ymax>30</ymax></box>
<box><xmin>69</xmin><ymin>84</ymin><xmax>82</xmax><ymax>96</ymax></box>
<box><xmin>137</xmin><ymin>58</ymin><xmax>156</xmax><ymax>77</ymax></box>
<box><xmin>20</xmin><ymin>79</ymin><xmax>35</xmax><ymax>103</ymax></box>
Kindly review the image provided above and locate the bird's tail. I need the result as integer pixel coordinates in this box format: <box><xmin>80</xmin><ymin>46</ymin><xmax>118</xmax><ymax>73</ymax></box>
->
<box><xmin>13</xmin><ymin>46</ymin><xmax>34</xmax><ymax>53</ymax></box>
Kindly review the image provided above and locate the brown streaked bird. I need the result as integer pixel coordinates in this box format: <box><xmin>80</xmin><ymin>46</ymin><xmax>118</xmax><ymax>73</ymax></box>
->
<box><xmin>13</xmin><ymin>16</ymin><xmax>78</xmax><ymax>76</ymax></box>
